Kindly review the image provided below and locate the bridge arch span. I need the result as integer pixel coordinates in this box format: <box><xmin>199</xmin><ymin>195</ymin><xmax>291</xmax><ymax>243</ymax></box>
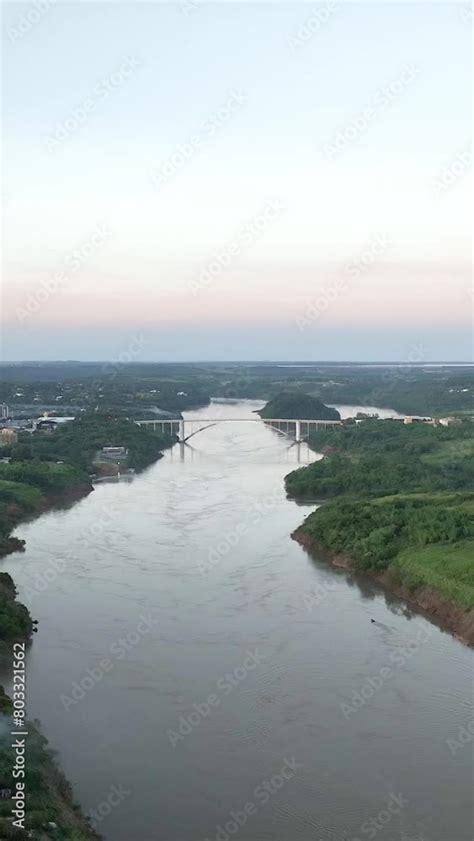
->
<box><xmin>135</xmin><ymin>416</ymin><xmax>341</xmax><ymax>444</ymax></box>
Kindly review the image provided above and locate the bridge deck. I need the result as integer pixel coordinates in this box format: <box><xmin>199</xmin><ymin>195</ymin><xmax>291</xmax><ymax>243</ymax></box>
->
<box><xmin>136</xmin><ymin>418</ymin><xmax>341</xmax><ymax>424</ymax></box>
<box><xmin>135</xmin><ymin>416</ymin><xmax>341</xmax><ymax>443</ymax></box>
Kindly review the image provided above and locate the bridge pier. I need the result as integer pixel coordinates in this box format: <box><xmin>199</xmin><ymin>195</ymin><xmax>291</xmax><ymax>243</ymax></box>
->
<box><xmin>295</xmin><ymin>419</ymin><xmax>302</xmax><ymax>443</ymax></box>
<box><xmin>178</xmin><ymin>419</ymin><xmax>185</xmax><ymax>442</ymax></box>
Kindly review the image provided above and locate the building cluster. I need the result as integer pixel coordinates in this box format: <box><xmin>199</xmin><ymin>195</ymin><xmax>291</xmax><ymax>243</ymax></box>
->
<box><xmin>100</xmin><ymin>446</ymin><xmax>128</xmax><ymax>460</ymax></box>
<box><xmin>35</xmin><ymin>416</ymin><xmax>75</xmax><ymax>432</ymax></box>
<box><xmin>0</xmin><ymin>428</ymin><xmax>18</xmax><ymax>445</ymax></box>
<box><xmin>402</xmin><ymin>416</ymin><xmax>463</xmax><ymax>427</ymax></box>
<box><xmin>354</xmin><ymin>414</ymin><xmax>463</xmax><ymax>427</ymax></box>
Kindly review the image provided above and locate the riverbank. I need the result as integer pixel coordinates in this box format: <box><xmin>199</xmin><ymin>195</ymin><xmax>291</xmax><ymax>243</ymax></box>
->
<box><xmin>0</xmin><ymin>473</ymin><xmax>94</xmax><ymax>664</ymax></box>
<box><xmin>0</xmin><ymin>399</ymin><xmax>471</xmax><ymax>841</ymax></box>
<box><xmin>0</xmin><ymin>414</ymin><xmax>177</xmax><ymax>837</ymax></box>
<box><xmin>0</xmin><ymin>686</ymin><xmax>100</xmax><ymax>840</ymax></box>
<box><xmin>0</xmin><ymin>470</ymin><xmax>94</xmax><ymax>561</ymax></box>
<box><xmin>292</xmin><ymin>527</ymin><xmax>474</xmax><ymax>646</ymax></box>
<box><xmin>287</xmin><ymin>419</ymin><xmax>474</xmax><ymax>647</ymax></box>
<box><xmin>0</xmin><ymin>474</ymin><xmax>97</xmax><ymax>836</ymax></box>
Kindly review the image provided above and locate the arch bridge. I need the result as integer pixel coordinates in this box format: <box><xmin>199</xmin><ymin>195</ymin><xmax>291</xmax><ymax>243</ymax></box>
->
<box><xmin>135</xmin><ymin>417</ymin><xmax>341</xmax><ymax>444</ymax></box>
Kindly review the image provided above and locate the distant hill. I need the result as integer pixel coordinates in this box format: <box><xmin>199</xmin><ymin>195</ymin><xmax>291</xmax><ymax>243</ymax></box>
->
<box><xmin>257</xmin><ymin>392</ymin><xmax>341</xmax><ymax>420</ymax></box>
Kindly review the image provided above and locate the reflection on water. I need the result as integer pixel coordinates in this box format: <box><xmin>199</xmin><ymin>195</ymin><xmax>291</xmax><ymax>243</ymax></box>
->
<box><xmin>0</xmin><ymin>401</ymin><xmax>472</xmax><ymax>841</ymax></box>
<box><xmin>176</xmin><ymin>437</ymin><xmax>314</xmax><ymax>464</ymax></box>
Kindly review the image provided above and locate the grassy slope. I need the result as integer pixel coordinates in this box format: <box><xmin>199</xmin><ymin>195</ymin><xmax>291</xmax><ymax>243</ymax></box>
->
<box><xmin>395</xmin><ymin>541</ymin><xmax>474</xmax><ymax>611</ymax></box>
<box><xmin>370</xmin><ymin>492</ymin><xmax>474</xmax><ymax>610</ymax></box>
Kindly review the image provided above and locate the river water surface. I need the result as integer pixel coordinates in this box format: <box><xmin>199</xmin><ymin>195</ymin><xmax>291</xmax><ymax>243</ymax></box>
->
<box><xmin>1</xmin><ymin>401</ymin><xmax>472</xmax><ymax>841</ymax></box>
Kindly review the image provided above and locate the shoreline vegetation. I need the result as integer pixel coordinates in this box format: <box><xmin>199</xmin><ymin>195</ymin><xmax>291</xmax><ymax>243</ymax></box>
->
<box><xmin>283</xmin><ymin>418</ymin><xmax>474</xmax><ymax>646</ymax></box>
<box><xmin>0</xmin><ymin>413</ymin><xmax>175</xmax><ymax>839</ymax></box>
<box><xmin>0</xmin><ymin>687</ymin><xmax>100</xmax><ymax>840</ymax></box>
<box><xmin>0</xmin><ymin>412</ymin><xmax>176</xmax><ymax>561</ymax></box>
<box><xmin>0</xmin><ymin>382</ymin><xmax>472</xmax><ymax>833</ymax></box>
<box><xmin>257</xmin><ymin>391</ymin><xmax>341</xmax><ymax>421</ymax></box>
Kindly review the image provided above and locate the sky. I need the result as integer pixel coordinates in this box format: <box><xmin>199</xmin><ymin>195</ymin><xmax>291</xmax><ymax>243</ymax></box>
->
<box><xmin>1</xmin><ymin>0</ymin><xmax>472</xmax><ymax>361</ymax></box>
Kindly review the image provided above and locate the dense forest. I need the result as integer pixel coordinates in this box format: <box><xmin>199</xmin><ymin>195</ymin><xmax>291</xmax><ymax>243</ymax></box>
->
<box><xmin>0</xmin><ymin>462</ymin><xmax>87</xmax><ymax>558</ymax></box>
<box><xmin>1</xmin><ymin>361</ymin><xmax>472</xmax><ymax>418</ymax></box>
<box><xmin>258</xmin><ymin>392</ymin><xmax>341</xmax><ymax>420</ymax></box>
<box><xmin>7</xmin><ymin>413</ymin><xmax>175</xmax><ymax>473</ymax></box>
<box><xmin>288</xmin><ymin>420</ymin><xmax>474</xmax><ymax>618</ymax></box>
<box><xmin>286</xmin><ymin>420</ymin><xmax>474</xmax><ymax>497</ymax></box>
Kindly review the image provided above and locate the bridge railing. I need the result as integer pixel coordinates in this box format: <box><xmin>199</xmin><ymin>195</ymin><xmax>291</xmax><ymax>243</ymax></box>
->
<box><xmin>135</xmin><ymin>416</ymin><xmax>341</xmax><ymax>443</ymax></box>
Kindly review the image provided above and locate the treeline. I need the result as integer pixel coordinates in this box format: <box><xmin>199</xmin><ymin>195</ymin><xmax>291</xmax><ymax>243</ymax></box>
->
<box><xmin>0</xmin><ymin>465</ymin><xmax>86</xmax><ymax>558</ymax></box>
<box><xmin>296</xmin><ymin>417</ymin><xmax>474</xmax><ymax>455</ymax></box>
<box><xmin>0</xmin><ymin>462</ymin><xmax>86</xmax><ymax>493</ymax></box>
<box><xmin>0</xmin><ymin>574</ymin><xmax>33</xmax><ymax>662</ymax></box>
<box><xmin>0</xmin><ymin>413</ymin><xmax>176</xmax><ymax>657</ymax></box>
<box><xmin>258</xmin><ymin>392</ymin><xmax>340</xmax><ymax>421</ymax></box>
<box><xmin>0</xmin><ymin>366</ymin><xmax>211</xmax><ymax>417</ymax></box>
<box><xmin>289</xmin><ymin>419</ymin><xmax>474</xmax><ymax>617</ymax></box>
<box><xmin>286</xmin><ymin>420</ymin><xmax>474</xmax><ymax>498</ymax></box>
<box><xmin>8</xmin><ymin>413</ymin><xmax>175</xmax><ymax>473</ymax></box>
<box><xmin>2</xmin><ymin>363</ymin><xmax>472</xmax><ymax>417</ymax></box>
<box><xmin>0</xmin><ymin>413</ymin><xmax>175</xmax><ymax>557</ymax></box>
<box><xmin>302</xmin><ymin>493</ymin><xmax>474</xmax><ymax>574</ymax></box>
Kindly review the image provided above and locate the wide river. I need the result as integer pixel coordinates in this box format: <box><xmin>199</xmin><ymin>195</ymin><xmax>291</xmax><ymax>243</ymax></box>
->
<box><xmin>1</xmin><ymin>401</ymin><xmax>472</xmax><ymax>841</ymax></box>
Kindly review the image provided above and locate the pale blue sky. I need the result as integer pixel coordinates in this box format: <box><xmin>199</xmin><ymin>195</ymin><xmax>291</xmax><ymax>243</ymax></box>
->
<box><xmin>2</xmin><ymin>1</ymin><xmax>472</xmax><ymax>360</ymax></box>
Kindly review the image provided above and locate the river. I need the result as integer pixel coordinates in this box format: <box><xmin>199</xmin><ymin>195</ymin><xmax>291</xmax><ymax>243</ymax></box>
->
<box><xmin>1</xmin><ymin>401</ymin><xmax>472</xmax><ymax>841</ymax></box>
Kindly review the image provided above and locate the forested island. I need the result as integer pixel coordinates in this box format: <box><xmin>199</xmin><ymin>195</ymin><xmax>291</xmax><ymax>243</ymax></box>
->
<box><xmin>287</xmin><ymin>420</ymin><xmax>474</xmax><ymax>643</ymax></box>
<box><xmin>257</xmin><ymin>392</ymin><xmax>340</xmax><ymax>420</ymax></box>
